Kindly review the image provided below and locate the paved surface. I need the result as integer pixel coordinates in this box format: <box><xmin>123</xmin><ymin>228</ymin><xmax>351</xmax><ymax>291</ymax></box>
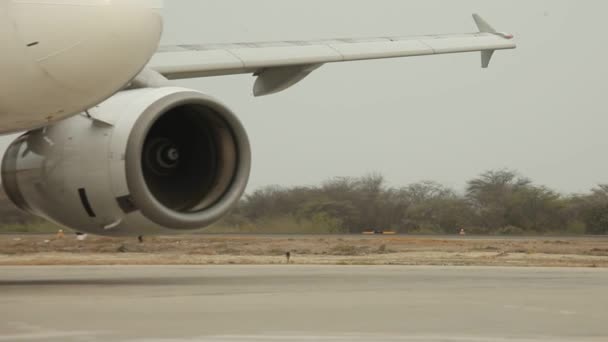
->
<box><xmin>0</xmin><ymin>266</ymin><xmax>606</xmax><ymax>341</ymax></box>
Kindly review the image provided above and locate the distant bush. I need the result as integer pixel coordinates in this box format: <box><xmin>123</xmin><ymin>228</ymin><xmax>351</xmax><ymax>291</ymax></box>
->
<box><xmin>564</xmin><ymin>221</ymin><xmax>587</xmax><ymax>235</ymax></box>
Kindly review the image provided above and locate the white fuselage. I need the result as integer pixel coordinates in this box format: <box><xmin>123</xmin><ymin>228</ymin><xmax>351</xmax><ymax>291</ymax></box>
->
<box><xmin>0</xmin><ymin>0</ymin><xmax>162</xmax><ymax>134</ymax></box>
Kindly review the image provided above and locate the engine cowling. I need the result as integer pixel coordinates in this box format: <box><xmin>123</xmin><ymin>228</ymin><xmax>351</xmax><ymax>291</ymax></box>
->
<box><xmin>1</xmin><ymin>87</ymin><xmax>251</xmax><ymax>236</ymax></box>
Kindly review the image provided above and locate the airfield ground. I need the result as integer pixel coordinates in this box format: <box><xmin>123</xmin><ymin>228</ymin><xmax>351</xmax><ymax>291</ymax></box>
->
<box><xmin>1</xmin><ymin>234</ymin><xmax>608</xmax><ymax>267</ymax></box>
<box><xmin>3</xmin><ymin>265</ymin><xmax>607</xmax><ymax>341</ymax></box>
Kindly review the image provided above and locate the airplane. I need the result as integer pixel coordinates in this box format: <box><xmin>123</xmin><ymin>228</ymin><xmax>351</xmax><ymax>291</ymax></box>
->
<box><xmin>0</xmin><ymin>0</ymin><xmax>516</xmax><ymax>236</ymax></box>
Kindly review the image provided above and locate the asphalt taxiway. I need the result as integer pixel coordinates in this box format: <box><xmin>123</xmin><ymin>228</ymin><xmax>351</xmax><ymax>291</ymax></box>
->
<box><xmin>0</xmin><ymin>265</ymin><xmax>606</xmax><ymax>341</ymax></box>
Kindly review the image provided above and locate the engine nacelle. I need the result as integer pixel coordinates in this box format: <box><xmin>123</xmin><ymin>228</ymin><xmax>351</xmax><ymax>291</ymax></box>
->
<box><xmin>1</xmin><ymin>87</ymin><xmax>251</xmax><ymax>236</ymax></box>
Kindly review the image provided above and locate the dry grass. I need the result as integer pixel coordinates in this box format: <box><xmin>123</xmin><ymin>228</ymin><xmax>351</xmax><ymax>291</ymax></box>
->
<box><xmin>1</xmin><ymin>234</ymin><xmax>608</xmax><ymax>267</ymax></box>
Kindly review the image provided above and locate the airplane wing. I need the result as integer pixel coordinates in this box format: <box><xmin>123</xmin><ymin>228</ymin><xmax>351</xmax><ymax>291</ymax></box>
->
<box><xmin>146</xmin><ymin>14</ymin><xmax>516</xmax><ymax>96</ymax></box>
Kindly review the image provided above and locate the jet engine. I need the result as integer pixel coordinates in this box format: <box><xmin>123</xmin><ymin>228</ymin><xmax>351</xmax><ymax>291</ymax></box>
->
<box><xmin>1</xmin><ymin>87</ymin><xmax>251</xmax><ymax>236</ymax></box>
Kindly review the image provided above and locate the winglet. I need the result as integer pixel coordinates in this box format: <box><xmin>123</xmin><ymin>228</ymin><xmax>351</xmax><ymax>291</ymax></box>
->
<box><xmin>481</xmin><ymin>50</ymin><xmax>495</xmax><ymax>69</ymax></box>
<box><xmin>474</xmin><ymin>14</ymin><xmax>497</xmax><ymax>68</ymax></box>
<box><xmin>473</xmin><ymin>13</ymin><xmax>496</xmax><ymax>33</ymax></box>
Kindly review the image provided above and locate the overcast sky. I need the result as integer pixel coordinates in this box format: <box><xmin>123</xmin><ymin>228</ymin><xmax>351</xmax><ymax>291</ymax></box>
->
<box><xmin>2</xmin><ymin>0</ymin><xmax>607</xmax><ymax>194</ymax></box>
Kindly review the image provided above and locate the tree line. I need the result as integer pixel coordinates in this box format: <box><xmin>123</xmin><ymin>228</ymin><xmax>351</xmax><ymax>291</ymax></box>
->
<box><xmin>2</xmin><ymin>169</ymin><xmax>608</xmax><ymax>235</ymax></box>
<box><xmin>222</xmin><ymin>170</ymin><xmax>608</xmax><ymax>235</ymax></box>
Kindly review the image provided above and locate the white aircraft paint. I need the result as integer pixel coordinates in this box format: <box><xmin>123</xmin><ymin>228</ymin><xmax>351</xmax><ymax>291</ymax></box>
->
<box><xmin>0</xmin><ymin>0</ymin><xmax>162</xmax><ymax>133</ymax></box>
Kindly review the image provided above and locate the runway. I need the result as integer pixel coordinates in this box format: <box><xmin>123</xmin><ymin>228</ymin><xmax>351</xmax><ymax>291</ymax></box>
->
<box><xmin>0</xmin><ymin>266</ymin><xmax>606</xmax><ymax>341</ymax></box>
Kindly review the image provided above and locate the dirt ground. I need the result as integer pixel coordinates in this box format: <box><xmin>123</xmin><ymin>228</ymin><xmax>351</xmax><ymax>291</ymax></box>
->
<box><xmin>2</xmin><ymin>234</ymin><xmax>608</xmax><ymax>267</ymax></box>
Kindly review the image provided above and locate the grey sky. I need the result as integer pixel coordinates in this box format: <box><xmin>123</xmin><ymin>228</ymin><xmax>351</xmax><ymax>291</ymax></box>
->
<box><xmin>2</xmin><ymin>0</ymin><xmax>607</xmax><ymax>193</ymax></box>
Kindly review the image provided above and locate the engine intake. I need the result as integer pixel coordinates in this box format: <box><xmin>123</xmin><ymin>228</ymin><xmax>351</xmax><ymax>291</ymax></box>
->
<box><xmin>1</xmin><ymin>87</ymin><xmax>251</xmax><ymax>236</ymax></box>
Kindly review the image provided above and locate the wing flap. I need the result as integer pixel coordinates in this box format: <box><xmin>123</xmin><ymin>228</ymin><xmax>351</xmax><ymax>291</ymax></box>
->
<box><xmin>329</xmin><ymin>40</ymin><xmax>433</xmax><ymax>61</ymax></box>
<box><xmin>150</xmin><ymin>50</ymin><xmax>245</xmax><ymax>79</ymax></box>
<box><xmin>420</xmin><ymin>34</ymin><xmax>513</xmax><ymax>54</ymax></box>
<box><xmin>231</xmin><ymin>45</ymin><xmax>342</xmax><ymax>69</ymax></box>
